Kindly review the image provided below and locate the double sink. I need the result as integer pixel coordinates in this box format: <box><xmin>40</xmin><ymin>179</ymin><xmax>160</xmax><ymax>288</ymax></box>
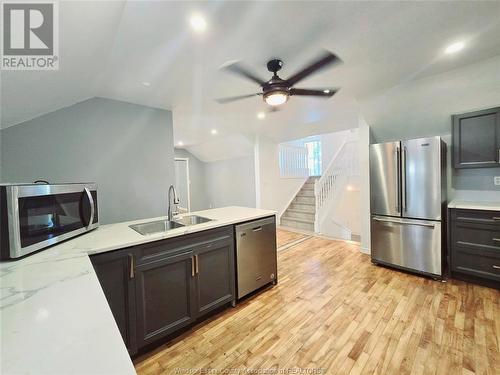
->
<box><xmin>130</xmin><ymin>215</ymin><xmax>212</xmax><ymax>236</ymax></box>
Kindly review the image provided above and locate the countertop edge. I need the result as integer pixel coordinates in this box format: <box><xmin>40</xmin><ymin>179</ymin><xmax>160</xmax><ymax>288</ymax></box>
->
<box><xmin>448</xmin><ymin>200</ymin><xmax>500</xmax><ymax>211</ymax></box>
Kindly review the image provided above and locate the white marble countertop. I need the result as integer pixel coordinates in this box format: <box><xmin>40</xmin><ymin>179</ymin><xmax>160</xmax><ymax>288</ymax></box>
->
<box><xmin>0</xmin><ymin>206</ymin><xmax>275</xmax><ymax>375</ymax></box>
<box><xmin>448</xmin><ymin>200</ymin><xmax>500</xmax><ymax>211</ymax></box>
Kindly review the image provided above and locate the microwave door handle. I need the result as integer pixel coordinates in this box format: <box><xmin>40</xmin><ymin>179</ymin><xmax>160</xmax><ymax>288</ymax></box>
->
<box><xmin>84</xmin><ymin>188</ymin><xmax>95</xmax><ymax>228</ymax></box>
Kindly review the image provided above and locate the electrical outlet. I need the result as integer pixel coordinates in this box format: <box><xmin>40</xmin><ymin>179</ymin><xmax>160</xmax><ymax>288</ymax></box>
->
<box><xmin>495</xmin><ymin>176</ymin><xmax>500</xmax><ymax>186</ymax></box>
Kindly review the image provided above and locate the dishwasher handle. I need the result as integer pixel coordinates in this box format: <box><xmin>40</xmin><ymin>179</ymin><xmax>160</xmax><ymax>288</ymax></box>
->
<box><xmin>235</xmin><ymin>216</ymin><xmax>275</xmax><ymax>233</ymax></box>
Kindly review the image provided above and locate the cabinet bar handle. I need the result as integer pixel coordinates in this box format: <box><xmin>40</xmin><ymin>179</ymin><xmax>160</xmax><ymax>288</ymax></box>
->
<box><xmin>493</xmin><ymin>238</ymin><xmax>500</xmax><ymax>242</ymax></box>
<box><xmin>493</xmin><ymin>265</ymin><xmax>500</xmax><ymax>270</ymax></box>
<box><xmin>195</xmin><ymin>255</ymin><xmax>199</xmax><ymax>274</ymax></box>
<box><xmin>191</xmin><ymin>256</ymin><xmax>195</xmax><ymax>277</ymax></box>
<box><xmin>129</xmin><ymin>254</ymin><xmax>135</xmax><ymax>279</ymax></box>
<box><xmin>493</xmin><ymin>217</ymin><xmax>500</xmax><ymax>221</ymax></box>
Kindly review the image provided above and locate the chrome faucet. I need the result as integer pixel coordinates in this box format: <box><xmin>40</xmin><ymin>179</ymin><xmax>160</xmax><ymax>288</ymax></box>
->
<box><xmin>167</xmin><ymin>185</ymin><xmax>180</xmax><ymax>221</ymax></box>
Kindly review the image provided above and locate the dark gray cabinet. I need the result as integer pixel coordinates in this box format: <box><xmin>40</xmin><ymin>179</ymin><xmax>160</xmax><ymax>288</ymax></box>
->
<box><xmin>194</xmin><ymin>238</ymin><xmax>235</xmax><ymax>316</ymax></box>
<box><xmin>90</xmin><ymin>225</ymin><xmax>236</xmax><ymax>354</ymax></box>
<box><xmin>135</xmin><ymin>250</ymin><xmax>196</xmax><ymax>347</ymax></box>
<box><xmin>90</xmin><ymin>248</ymin><xmax>137</xmax><ymax>355</ymax></box>
<box><xmin>449</xmin><ymin>208</ymin><xmax>500</xmax><ymax>289</ymax></box>
<box><xmin>452</xmin><ymin>107</ymin><xmax>500</xmax><ymax>168</ymax></box>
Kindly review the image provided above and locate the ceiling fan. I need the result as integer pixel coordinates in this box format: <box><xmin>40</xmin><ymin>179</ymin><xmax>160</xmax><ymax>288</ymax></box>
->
<box><xmin>216</xmin><ymin>50</ymin><xmax>342</xmax><ymax>107</ymax></box>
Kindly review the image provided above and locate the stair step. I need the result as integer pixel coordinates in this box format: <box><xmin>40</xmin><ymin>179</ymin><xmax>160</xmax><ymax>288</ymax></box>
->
<box><xmin>294</xmin><ymin>196</ymin><xmax>315</xmax><ymax>205</ymax></box>
<box><xmin>297</xmin><ymin>191</ymin><xmax>315</xmax><ymax>197</ymax></box>
<box><xmin>281</xmin><ymin>218</ymin><xmax>315</xmax><ymax>232</ymax></box>
<box><xmin>283</xmin><ymin>209</ymin><xmax>315</xmax><ymax>221</ymax></box>
<box><xmin>290</xmin><ymin>203</ymin><xmax>315</xmax><ymax>213</ymax></box>
<box><xmin>281</xmin><ymin>215</ymin><xmax>314</xmax><ymax>224</ymax></box>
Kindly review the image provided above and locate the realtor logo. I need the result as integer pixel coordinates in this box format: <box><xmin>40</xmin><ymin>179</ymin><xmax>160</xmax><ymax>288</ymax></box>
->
<box><xmin>1</xmin><ymin>1</ymin><xmax>59</xmax><ymax>70</ymax></box>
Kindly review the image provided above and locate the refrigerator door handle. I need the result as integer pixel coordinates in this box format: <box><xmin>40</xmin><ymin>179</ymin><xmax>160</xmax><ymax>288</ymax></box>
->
<box><xmin>396</xmin><ymin>146</ymin><xmax>401</xmax><ymax>213</ymax></box>
<box><xmin>372</xmin><ymin>217</ymin><xmax>435</xmax><ymax>228</ymax></box>
<box><xmin>402</xmin><ymin>146</ymin><xmax>408</xmax><ymax>213</ymax></box>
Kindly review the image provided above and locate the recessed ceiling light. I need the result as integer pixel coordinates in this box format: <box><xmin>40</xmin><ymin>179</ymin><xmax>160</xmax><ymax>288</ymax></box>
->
<box><xmin>142</xmin><ymin>81</ymin><xmax>151</xmax><ymax>87</ymax></box>
<box><xmin>323</xmin><ymin>89</ymin><xmax>330</xmax><ymax>94</ymax></box>
<box><xmin>189</xmin><ymin>14</ymin><xmax>207</xmax><ymax>32</ymax></box>
<box><xmin>211</xmin><ymin>129</ymin><xmax>218</xmax><ymax>135</ymax></box>
<box><xmin>178</xmin><ymin>141</ymin><xmax>184</xmax><ymax>146</ymax></box>
<box><xmin>257</xmin><ymin>112</ymin><xmax>266</xmax><ymax>120</ymax></box>
<box><xmin>445</xmin><ymin>41</ymin><xmax>465</xmax><ymax>54</ymax></box>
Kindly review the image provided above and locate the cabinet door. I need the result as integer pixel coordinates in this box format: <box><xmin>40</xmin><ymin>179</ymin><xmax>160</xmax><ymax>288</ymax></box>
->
<box><xmin>90</xmin><ymin>249</ymin><xmax>137</xmax><ymax>355</ymax></box>
<box><xmin>452</xmin><ymin>107</ymin><xmax>500</xmax><ymax>168</ymax></box>
<box><xmin>195</xmin><ymin>239</ymin><xmax>235</xmax><ymax>317</ymax></box>
<box><xmin>135</xmin><ymin>251</ymin><xmax>196</xmax><ymax>347</ymax></box>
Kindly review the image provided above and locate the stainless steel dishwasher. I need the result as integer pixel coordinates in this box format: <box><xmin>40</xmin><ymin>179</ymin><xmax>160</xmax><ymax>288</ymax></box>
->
<box><xmin>235</xmin><ymin>216</ymin><xmax>277</xmax><ymax>299</ymax></box>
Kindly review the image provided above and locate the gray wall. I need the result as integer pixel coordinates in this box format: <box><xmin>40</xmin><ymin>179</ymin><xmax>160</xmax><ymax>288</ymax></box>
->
<box><xmin>205</xmin><ymin>156</ymin><xmax>256</xmax><ymax>209</ymax></box>
<box><xmin>1</xmin><ymin>97</ymin><xmax>175</xmax><ymax>224</ymax></box>
<box><xmin>174</xmin><ymin>148</ymin><xmax>209</xmax><ymax>212</ymax></box>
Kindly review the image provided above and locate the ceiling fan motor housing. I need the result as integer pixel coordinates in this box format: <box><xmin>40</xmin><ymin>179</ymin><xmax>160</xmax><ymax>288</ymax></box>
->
<box><xmin>267</xmin><ymin>59</ymin><xmax>284</xmax><ymax>74</ymax></box>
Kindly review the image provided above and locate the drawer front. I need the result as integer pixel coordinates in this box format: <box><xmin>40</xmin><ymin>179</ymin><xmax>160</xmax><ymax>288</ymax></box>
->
<box><xmin>453</xmin><ymin>222</ymin><xmax>500</xmax><ymax>250</ymax></box>
<box><xmin>451</xmin><ymin>209</ymin><xmax>500</xmax><ymax>227</ymax></box>
<box><xmin>452</xmin><ymin>246</ymin><xmax>500</xmax><ymax>282</ymax></box>
<box><xmin>136</xmin><ymin>226</ymin><xmax>233</xmax><ymax>265</ymax></box>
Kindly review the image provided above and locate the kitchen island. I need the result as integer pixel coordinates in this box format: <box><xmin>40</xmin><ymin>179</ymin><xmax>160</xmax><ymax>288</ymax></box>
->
<box><xmin>0</xmin><ymin>206</ymin><xmax>276</xmax><ymax>375</ymax></box>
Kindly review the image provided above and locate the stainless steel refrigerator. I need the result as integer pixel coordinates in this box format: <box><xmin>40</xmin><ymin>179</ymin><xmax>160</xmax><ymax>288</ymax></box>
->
<box><xmin>370</xmin><ymin>136</ymin><xmax>446</xmax><ymax>277</ymax></box>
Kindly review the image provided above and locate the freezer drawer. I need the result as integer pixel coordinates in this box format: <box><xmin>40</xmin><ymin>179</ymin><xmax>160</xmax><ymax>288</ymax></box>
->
<box><xmin>371</xmin><ymin>216</ymin><xmax>442</xmax><ymax>276</ymax></box>
<box><xmin>236</xmin><ymin>217</ymin><xmax>277</xmax><ymax>299</ymax></box>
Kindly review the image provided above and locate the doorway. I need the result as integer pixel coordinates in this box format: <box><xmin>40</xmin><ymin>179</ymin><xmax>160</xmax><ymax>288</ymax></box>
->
<box><xmin>174</xmin><ymin>158</ymin><xmax>190</xmax><ymax>212</ymax></box>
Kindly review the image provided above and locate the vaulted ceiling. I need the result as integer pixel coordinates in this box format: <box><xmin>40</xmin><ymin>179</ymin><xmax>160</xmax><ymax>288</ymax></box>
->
<box><xmin>2</xmin><ymin>1</ymin><xmax>500</xmax><ymax>153</ymax></box>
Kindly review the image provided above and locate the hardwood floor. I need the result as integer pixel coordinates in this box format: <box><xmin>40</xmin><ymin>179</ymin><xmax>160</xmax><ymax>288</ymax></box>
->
<box><xmin>134</xmin><ymin>235</ymin><xmax>499</xmax><ymax>375</ymax></box>
<box><xmin>276</xmin><ymin>228</ymin><xmax>309</xmax><ymax>248</ymax></box>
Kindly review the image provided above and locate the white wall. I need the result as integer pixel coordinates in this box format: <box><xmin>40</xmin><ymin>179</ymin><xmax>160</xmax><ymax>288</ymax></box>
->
<box><xmin>315</xmin><ymin>128</ymin><xmax>362</xmax><ymax>240</ymax></box>
<box><xmin>205</xmin><ymin>156</ymin><xmax>256</xmax><ymax>208</ymax></box>
<box><xmin>254</xmin><ymin>135</ymin><xmax>307</xmax><ymax>217</ymax></box>
<box><xmin>319</xmin><ymin>175</ymin><xmax>361</xmax><ymax>240</ymax></box>
<box><xmin>320</xmin><ymin>128</ymin><xmax>359</xmax><ymax>173</ymax></box>
<box><xmin>359</xmin><ymin>116</ymin><xmax>371</xmax><ymax>254</ymax></box>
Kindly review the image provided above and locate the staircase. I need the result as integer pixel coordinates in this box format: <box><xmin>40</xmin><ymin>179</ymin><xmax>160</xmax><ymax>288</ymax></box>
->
<box><xmin>280</xmin><ymin>177</ymin><xmax>318</xmax><ymax>232</ymax></box>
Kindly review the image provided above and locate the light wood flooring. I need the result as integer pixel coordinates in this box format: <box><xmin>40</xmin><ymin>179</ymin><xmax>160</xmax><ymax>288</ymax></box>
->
<box><xmin>276</xmin><ymin>228</ymin><xmax>309</xmax><ymax>248</ymax></box>
<box><xmin>135</xmin><ymin>234</ymin><xmax>499</xmax><ymax>375</ymax></box>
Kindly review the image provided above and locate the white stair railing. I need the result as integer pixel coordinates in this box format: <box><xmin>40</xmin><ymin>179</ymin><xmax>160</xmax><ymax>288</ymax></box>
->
<box><xmin>314</xmin><ymin>141</ymin><xmax>359</xmax><ymax>232</ymax></box>
<box><xmin>278</xmin><ymin>144</ymin><xmax>309</xmax><ymax>178</ymax></box>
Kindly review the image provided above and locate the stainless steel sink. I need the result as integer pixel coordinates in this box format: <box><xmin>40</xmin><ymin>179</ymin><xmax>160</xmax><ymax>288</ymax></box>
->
<box><xmin>130</xmin><ymin>215</ymin><xmax>213</xmax><ymax>236</ymax></box>
<box><xmin>174</xmin><ymin>215</ymin><xmax>212</xmax><ymax>226</ymax></box>
<box><xmin>130</xmin><ymin>220</ymin><xmax>185</xmax><ymax>235</ymax></box>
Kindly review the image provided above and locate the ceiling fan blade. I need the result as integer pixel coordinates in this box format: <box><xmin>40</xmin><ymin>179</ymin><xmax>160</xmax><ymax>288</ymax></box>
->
<box><xmin>215</xmin><ymin>93</ymin><xmax>260</xmax><ymax>104</ymax></box>
<box><xmin>286</xmin><ymin>51</ymin><xmax>342</xmax><ymax>86</ymax></box>
<box><xmin>221</xmin><ymin>61</ymin><xmax>267</xmax><ymax>86</ymax></box>
<box><xmin>290</xmin><ymin>88</ymin><xmax>339</xmax><ymax>97</ymax></box>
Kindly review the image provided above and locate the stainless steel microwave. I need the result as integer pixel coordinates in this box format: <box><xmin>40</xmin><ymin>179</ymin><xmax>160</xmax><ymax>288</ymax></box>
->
<box><xmin>0</xmin><ymin>183</ymin><xmax>99</xmax><ymax>260</ymax></box>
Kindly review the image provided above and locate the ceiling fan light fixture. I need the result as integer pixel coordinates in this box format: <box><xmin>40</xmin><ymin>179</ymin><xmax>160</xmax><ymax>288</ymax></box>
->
<box><xmin>264</xmin><ymin>91</ymin><xmax>288</xmax><ymax>106</ymax></box>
